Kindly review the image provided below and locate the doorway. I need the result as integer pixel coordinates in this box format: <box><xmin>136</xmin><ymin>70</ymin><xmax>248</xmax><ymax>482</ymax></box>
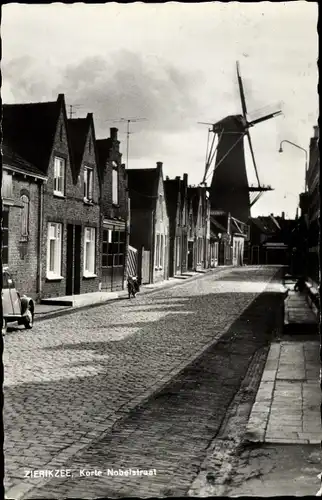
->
<box><xmin>66</xmin><ymin>224</ymin><xmax>81</xmax><ymax>295</ymax></box>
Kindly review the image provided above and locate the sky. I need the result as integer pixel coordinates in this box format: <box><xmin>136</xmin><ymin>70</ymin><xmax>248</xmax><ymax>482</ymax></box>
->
<box><xmin>2</xmin><ymin>2</ymin><xmax>318</xmax><ymax>218</ymax></box>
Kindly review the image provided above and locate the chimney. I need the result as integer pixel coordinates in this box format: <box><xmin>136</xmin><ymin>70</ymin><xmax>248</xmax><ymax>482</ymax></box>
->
<box><xmin>166</xmin><ymin>176</ymin><xmax>169</xmax><ymax>180</ymax></box>
<box><xmin>110</xmin><ymin>127</ymin><xmax>118</xmax><ymax>140</ymax></box>
<box><xmin>313</xmin><ymin>125</ymin><xmax>319</xmax><ymax>139</ymax></box>
<box><xmin>183</xmin><ymin>173</ymin><xmax>188</xmax><ymax>185</ymax></box>
<box><xmin>175</xmin><ymin>176</ymin><xmax>180</xmax><ymax>181</ymax></box>
<box><xmin>156</xmin><ymin>161</ymin><xmax>163</xmax><ymax>169</ymax></box>
<box><xmin>281</xmin><ymin>211</ymin><xmax>285</xmax><ymax>219</ymax></box>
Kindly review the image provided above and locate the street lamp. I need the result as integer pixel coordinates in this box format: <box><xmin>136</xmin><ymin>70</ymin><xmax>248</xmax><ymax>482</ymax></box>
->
<box><xmin>278</xmin><ymin>140</ymin><xmax>308</xmax><ymax>192</ymax></box>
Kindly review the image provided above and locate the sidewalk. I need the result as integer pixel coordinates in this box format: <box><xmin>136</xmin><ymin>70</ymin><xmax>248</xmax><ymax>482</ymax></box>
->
<box><xmin>227</xmin><ymin>287</ymin><xmax>321</xmax><ymax>496</ymax></box>
<box><xmin>34</xmin><ymin>267</ymin><xmax>232</xmax><ymax>321</ymax></box>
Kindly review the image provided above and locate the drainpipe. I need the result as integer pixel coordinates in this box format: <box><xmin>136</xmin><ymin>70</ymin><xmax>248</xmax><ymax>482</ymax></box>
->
<box><xmin>37</xmin><ymin>181</ymin><xmax>44</xmax><ymax>301</ymax></box>
<box><xmin>151</xmin><ymin>210</ymin><xmax>155</xmax><ymax>284</ymax></box>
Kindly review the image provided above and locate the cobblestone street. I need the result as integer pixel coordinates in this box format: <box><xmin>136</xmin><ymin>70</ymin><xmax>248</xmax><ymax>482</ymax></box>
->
<box><xmin>4</xmin><ymin>266</ymin><xmax>283</xmax><ymax>498</ymax></box>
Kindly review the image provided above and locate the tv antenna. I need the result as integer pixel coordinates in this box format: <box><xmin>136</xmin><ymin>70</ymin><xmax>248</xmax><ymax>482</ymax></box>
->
<box><xmin>108</xmin><ymin>117</ymin><xmax>147</xmax><ymax>169</ymax></box>
<box><xmin>68</xmin><ymin>104</ymin><xmax>83</xmax><ymax>119</ymax></box>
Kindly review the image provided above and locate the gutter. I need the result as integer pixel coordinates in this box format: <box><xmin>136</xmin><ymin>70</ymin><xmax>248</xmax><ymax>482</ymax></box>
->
<box><xmin>151</xmin><ymin>209</ymin><xmax>155</xmax><ymax>284</ymax></box>
<box><xmin>37</xmin><ymin>181</ymin><xmax>44</xmax><ymax>300</ymax></box>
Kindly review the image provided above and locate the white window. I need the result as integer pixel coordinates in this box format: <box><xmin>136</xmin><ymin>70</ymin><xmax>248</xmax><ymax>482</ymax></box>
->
<box><xmin>47</xmin><ymin>223</ymin><xmax>62</xmax><ymax>278</ymax></box>
<box><xmin>112</xmin><ymin>167</ymin><xmax>118</xmax><ymax>205</ymax></box>
<box><xmin>176</xmin><ymin>236</ymin><xmax>181</xmax><ymax>266</ymax></box>
<box><xmin>160</xmin><ymin>234</ymin><xmax>164</xmax><ymax>268</ymax></box>
<box><xmin>84</xmin><ymin>227</ymin><xmax>96</xmax><ymax>276</ymax></box>
<box><xmin>20</xmin><ymin>194</ymin><xmax>30</xmax><ymax>240</ymax></box>
<box><xmin>155</xmin><ymin>234</ymin><xmax>160</xmax><ymax>268</ymax></box>
<box><xmin>54</xmin><ymin>157</ymin><xmax>65</xmax><ymax>196</ymax></box>
<box><xmin>84</xmin><ymin>167</ymin><xmax>93</xmax><ymax>202</ymax></box>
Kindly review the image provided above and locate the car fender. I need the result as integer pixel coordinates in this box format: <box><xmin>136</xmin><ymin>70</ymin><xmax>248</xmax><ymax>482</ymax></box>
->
<box><xmin>20</xmin><ymin>296</ymin><xmax>35</xmax><ymax>316</ymax></box>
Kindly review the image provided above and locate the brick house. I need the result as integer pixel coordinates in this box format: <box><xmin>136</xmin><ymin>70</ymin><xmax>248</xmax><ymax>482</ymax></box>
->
<box><xmin>1</xmin><ymin>143</ymin><xmax>47</xmax><ymax>299</ymax></box>
<box><xmin>127</xmin><ymin>162</ymin><xmax>169</xmax><ymax>284</ymax></box>
<box><xmin>96</xmin><ymin>128</ymin><xmax>128</xmax><ymax>291</ymax></box>
<box><xmin>187</xmin><ymin>186</ymin><xmax>208</xmax><ymax>271</ymax></box>
<box><xmin>3</xmin><ymin>95</ymin><xmax>101</xmax><ymax>299</ymax></box>
<box><xmin>164</xmin><ymin>174</ymin><xmax>189</xmax><ymax>277</ymax></box>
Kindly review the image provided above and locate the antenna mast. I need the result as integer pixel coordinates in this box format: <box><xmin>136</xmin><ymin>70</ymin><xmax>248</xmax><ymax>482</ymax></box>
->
<box><xmin>110</xmin><ymin>117</ymin><xmax>147</xmax><ymax>169</ymax></box>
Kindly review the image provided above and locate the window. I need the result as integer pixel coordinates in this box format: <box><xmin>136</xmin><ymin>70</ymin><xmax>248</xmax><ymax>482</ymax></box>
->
<box><xmin>20</xmin><ymin>194</ymin><xmax>30</xmax><ymax>240</ymax></box>
<box><xmin>84</xmin><ymin>227</ymin><xmax>96</xmax><ymax>275</ymax></box>
<box><xmin>176</xmin><ymin>236</ymin><xmax>181</xmax><ymax>266</ymax></box>
<box><xmin>59</xmin><ymin>125</ymin><xmax>63</xmax><ymax>142</ymax></box>
<box><xmin>102</xmin><ymin>229</ymin><xmax>124</xmax><ymax>268</ymax></box>
<box><xmin>54</xmin><ymin>157</ymin><xmax>65</xmax><ymax>196</ymax></box>
<box><xmin>112</xmin><ymin>164</ymin><xmax>119</xmax><ymax>205</ymax></box>
<box><xmin>155</xmin><ymin>234</ymin><xmax>160</xmax><ymax>268</ymax></box>
<box><xmin>46</xmin><ymin>222</ymin><xmax>62</xmax><ymax>278</ymax></box>
<box><xmin>2</xmin><ymin>209</ymin><xmax>9</xmax><ymax>265</ymax></box>
<box><xmin>197</xmin><ymin>237</ymin><xmax>203</xmax><ymax>264</ymax></box>
<box><xmin>160</xmin><ymin>234</ymin><xmax>164</xmax><ymax>268</ymax></box>
<box><xmin>84</xmin><ymin>167</ymin><xmax>93</xmax><ymax>202</ymax></box>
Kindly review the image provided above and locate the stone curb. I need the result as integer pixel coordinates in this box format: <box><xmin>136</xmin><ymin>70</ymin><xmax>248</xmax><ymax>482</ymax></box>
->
<box><xmin>33</xmin><ymin>267</ymin><xmax>232</xmax><ymax>323</ymax></box>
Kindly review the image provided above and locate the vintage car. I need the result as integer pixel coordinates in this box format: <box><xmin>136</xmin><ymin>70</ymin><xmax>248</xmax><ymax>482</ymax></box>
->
<box><xmin>2</xmin><ymin>268</ymin><xmax>35</xmax><ymax>335</ymax></box>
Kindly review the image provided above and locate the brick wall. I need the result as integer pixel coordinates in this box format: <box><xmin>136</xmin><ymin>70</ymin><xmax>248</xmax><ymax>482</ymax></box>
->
<box><xmin>41</xmin><ymin>109</ymin><xmax>100</xmax><ymax>299</ymax></box>
<box><xmin>7</xmin><ymin>175</ymin><xmax>41</xmax><ymax>299</ymax></box>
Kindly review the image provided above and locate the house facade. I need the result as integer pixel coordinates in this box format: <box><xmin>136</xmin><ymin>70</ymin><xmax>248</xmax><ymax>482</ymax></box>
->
<box><xmin>3</xmin><ymin>95</ymin><xmax>101</xmax><ymax>300</ymax></box>
<box><xmin>127</xmin><ymin>162</ymin><xmax>169</xmax><ymax>284</ymax></box>
<box><xmin>1</xmin><ymin>144</ymin><xmax>47</xmax><ymax>299</ymax></box>
<box><xmin>187</xmin><ymin>186</ymin><xmax>210</xmax><ymax>271</ymax></box>
<box><xmin>164</xmin><ymin>173</ymin><xmax>189</xmax><ymax>277</ymax></box>
<box><xmin>96</xmin><ymin>128</ymin><xmax>128</xmax><ymax>291</ymax></box>
<box><xmin>306</xmin><ymin>125</ymin><xmax>319</xmax><ymax>286</ymax></box>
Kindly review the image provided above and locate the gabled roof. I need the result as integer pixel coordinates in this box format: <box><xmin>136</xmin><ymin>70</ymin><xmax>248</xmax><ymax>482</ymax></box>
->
<box><xmin>2</xmin><ymin>95</ymin><xmax>64</xmax><ymax>174</ymax></box>
<box><xmin>164</xmin><ymin>178</ymin><xmax>181</xmax><ymax>220</ymax></box>
<box><xmin>187</xmin><ymin>186</ymin><xmax>199</xmax><ymax>209</ymax></box>
<box><xmin>251</xmin><ymin>216</ymin><xmax>280</xmax><ymax>235</ymax></box>
<box><xmin>2</xmin><ymin>143</ymin><xmax>47</xmax><ymax>180</ymax></box>
<box><xmin>127</xmin><ymin>168</ymin><xmax>160</xmax><ymax>210</ymax></box>
<box><xmin>67</xmin><ymin>117</ymin><xmax>89</xmax><ymax>178</ymax></box>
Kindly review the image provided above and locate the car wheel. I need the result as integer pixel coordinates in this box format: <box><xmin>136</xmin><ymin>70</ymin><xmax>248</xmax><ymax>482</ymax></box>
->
<box><xmin>23</xmin><ymin>305</ymin><xmax>34</xmax><ymax>330</ymax></box>
<box><xmin>2</xmin><ymin>318</ymin><xmax>7</xmax><ymax>336</ymax></box>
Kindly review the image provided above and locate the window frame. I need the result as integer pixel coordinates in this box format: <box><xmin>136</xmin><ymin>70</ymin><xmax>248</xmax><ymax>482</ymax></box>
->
<box><xmin>84</xmin><ymin>166</ymin><xmax>94</xmax><ymax>203</ymax></box>
<box><xmin>2</xmin><ymin>208</ymin><xmax>9</xmax><ymax>266</ymax></box>
<box><xmin>20</xmin><ymin>194</ymin><xmax>30</xmax><ymax>241</ymax></box>
<box><xmin>112</xmin><ymin>162</ymin><xmax>119</xmax><ymax>206</ymax></box>
<box><xmin>53</xmin><ymin>156</ymin><xmax>66</xmax><ymax>197</ymax></box>
<box><xmin>83</xmin><ymin>227</ymin><xmax>96</xmax><ymax>277</ymax></box>
<box><xmin>102</xmin><ymin>229</ymin><xmax>125</xmax><ymax>269</ymax></box>
<box><xmin>46</xmin><ymin>222</ymin><xmax>63</xmax><ymax>280</ymax></box>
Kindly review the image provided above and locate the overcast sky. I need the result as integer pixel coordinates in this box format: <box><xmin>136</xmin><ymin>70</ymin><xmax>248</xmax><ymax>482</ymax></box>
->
<box><xmin>2</xmin><ymin>2</ymin><xmax>318</xmax><ymax>218</ymax></box>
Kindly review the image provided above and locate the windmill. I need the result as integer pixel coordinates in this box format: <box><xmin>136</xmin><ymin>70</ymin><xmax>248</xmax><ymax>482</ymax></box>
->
<box><xmin>200</xmin><ymin>61</ymin><xmax>282</xmax><ymax>223</ymax></box>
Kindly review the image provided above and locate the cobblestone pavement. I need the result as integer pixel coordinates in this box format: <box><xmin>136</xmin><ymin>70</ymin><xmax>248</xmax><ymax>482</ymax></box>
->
<box><xmin>4</xmin><ymin>266</ymin><xmax>282</xmax><ymax>498</ymax></box>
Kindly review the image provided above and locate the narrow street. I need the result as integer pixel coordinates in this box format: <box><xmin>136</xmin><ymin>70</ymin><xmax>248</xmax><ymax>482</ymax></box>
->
<box><xmin>4</xmin><ymin>266</ymin><xmax>284</xmax><ymax>499</ymax></box>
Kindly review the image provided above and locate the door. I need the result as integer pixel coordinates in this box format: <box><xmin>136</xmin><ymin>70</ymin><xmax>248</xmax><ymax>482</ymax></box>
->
<box><xmin>187</xmin><ymin>241</ymin><xmax>193</xmax><ymax>270</ymax></box>
<box><xmin>66</xmin><ymin>225</ymin><xmax>74</xmax><ymax>295</ymax></box>
<box><xmin>74</xmin><ymin>225</ymin><xmax>81</xmax><ymax>295</ymax></box>
<box><xmin>141</xmin><ymin>248</ymin><xmax>151</xmax><ymax>284</ymax></box>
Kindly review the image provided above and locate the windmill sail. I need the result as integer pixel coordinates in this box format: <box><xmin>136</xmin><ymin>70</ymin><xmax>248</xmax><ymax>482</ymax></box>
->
<box><xmin>206</xmin><ymin>62</ymin><xmax>281</xmax><ymax>222</ymax></box>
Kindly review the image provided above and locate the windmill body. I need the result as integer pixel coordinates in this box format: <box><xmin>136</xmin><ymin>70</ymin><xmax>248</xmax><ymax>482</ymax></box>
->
<box><xmin>203</xmin><ymin>62</ymin><xmax>282</xmax><ymax>225</ymax></box>
<box><xmin>209</xmin><ymin>115</ymin><xmax>250</xmax><ymax>223</ymax></box>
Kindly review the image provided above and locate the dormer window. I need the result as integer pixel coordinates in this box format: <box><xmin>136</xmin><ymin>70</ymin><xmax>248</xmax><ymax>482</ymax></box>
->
<box><xmin>54</xmin><ymin>157</ymin><xmax>65</xmax><ymax>196</ymax></box>
<box><xmin>84</xmin><ymin>166</ymin><xmax>93</xmax><ymax>202</ymax></box>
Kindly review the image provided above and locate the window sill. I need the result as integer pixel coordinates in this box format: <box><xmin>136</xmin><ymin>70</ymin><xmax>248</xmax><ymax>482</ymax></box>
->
<box><xmin>46</xmin><ymin>275</ymin><xmax>64</xmax><ymax>281</ymax></box>
<box><xmin>83</xmin><ymin>273</ymin><xmax>97</xmax><ymax>279</ymax></box>
<box><xmin>84</xmin><ymin>198</ymin><xmax>94</xmax><ymax>205</ymax></box>
<box><xmin>53</xmin><ymin>192</ymin><xmax>65</xmax><ymax>199</ymax></box>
